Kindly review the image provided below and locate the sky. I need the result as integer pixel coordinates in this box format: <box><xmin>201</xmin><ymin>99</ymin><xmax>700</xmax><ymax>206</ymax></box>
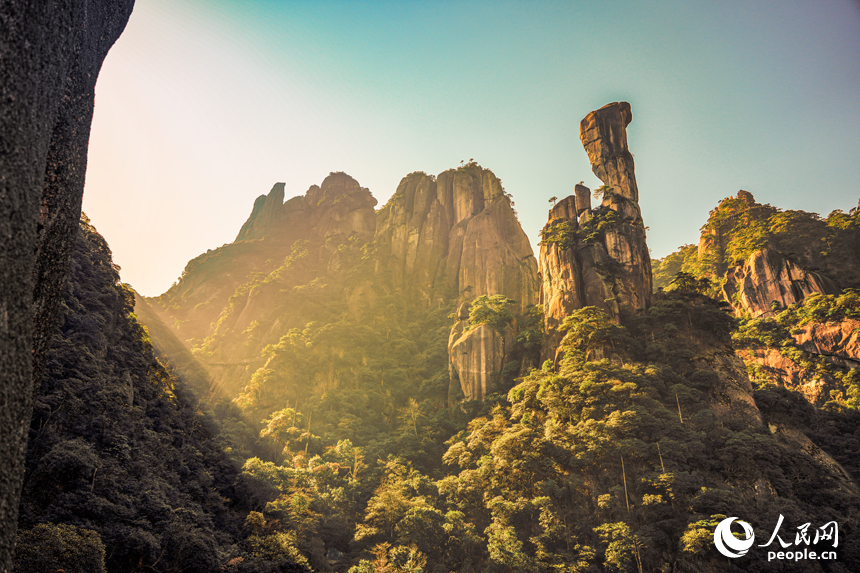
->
<box><xmin>82</xmin><ymin>0</ymin><xmax>860</xmax><ymax>297</ymax></box>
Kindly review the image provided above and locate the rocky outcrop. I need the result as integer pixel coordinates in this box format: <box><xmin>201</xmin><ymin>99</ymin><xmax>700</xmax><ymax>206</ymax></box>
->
<box><xmin>0</xmin><ymin>1</ymin><xmax>135</xmax><ymax>568</ymax></box>
<box><xmin>236</xmin><ymin>172</ymin><xmax>377</xmax><ymax>243</ymax></box>
<box><xmin>375</xmin><ymin>164</ymin><xmax>539</xmax><ymax>312</ymax></box>
<box><xmin>737</xmin><ymin>319</ymin><xmax>860</xmax><ymax>405</ymax></box>
<box><xmin>796</xmin><ymin>319</ymin><xmax>860</xmax><ymax>366</ymax></box>
<box><xmin>722</xmin><ymin>248</ymin><xmax>838</xmax><ymax>318</ymax></box>
<box><xmin>447</xmin><ymin>303</ymin><xmax>515</xmax><ymax>401</ymax></box>
<box><xmin>375</xmin><ymin>164</ymin><xmax>539</xmax><ymax>404</ymax></box>
<box><xmin>580</xmin><ymin>102</ymin><xmax>639</xmax><ymax>203</ymax></box>
<box><xmin>739</xmin><ymin>348</ymin><xmax>833</xmax><ymax>405</ymax></box>
<box><xmin>540</xmin><ymin>103</ymin><xmax>652</xmax><ymax>358</ymax></box>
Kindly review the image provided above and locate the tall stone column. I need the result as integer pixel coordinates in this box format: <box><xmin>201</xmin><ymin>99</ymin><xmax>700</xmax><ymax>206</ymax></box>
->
<box><xmin>540</xmin><ymin>102</ymin><xmax>652</xmax><ymax>360</ymax></box>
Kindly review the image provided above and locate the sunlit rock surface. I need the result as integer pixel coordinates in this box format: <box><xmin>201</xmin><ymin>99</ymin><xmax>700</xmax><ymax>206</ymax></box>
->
<box><xmin>375</xmin><ymin>165</ymin><xmax>539</xmax><ymax>312</ymax></box>
<box><xmin>540</xmin><ymin>102</ymin><xmax>652</xmax><ymax>359</ymax></box>
<box><xmin>723</xmin><ymin>248</ymin><xmax>839</xmax><ymax>318</ymax></box>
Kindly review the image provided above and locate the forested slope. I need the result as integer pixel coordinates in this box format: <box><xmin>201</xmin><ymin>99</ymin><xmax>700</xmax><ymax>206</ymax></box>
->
<box><xmin>16</xmin><ymin>216</ymin><xmax>310</xmax><ymax>572</ymax></box>
<box><xmin>652</xmin><ymin>192</ymin><xmax>860</xmax><ymax>407</ymax></box>
<box><xmin>19</xmin><ymin>103</ymin><xmax>860</xmax><ymax>571</ymax></box>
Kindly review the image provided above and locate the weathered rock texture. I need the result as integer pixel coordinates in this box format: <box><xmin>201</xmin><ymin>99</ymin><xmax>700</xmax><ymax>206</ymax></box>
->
<box><xmin>796</xmin><ymin>319</ymin><xmax>860</xmax><ymax>367</ymax></box>
<box><xmin>723</xmin><ymin>248</ymin><xmax>838</xmax><ymax>318</ymax></box>
<box><xmin>540</xmin><ymin>102</ymin><xmax>652</xmax><ymax>357</ymax></box>
<box><xmin>0</xmin><ymin>1</ymin><xmax>134</xmax><ymax>568</ymax></box>
<box><xmin>740</xmin><ymin>348</ymin><xmax>832</xmax><ymax>405</ymax></box>
<box><xmin>375</xmin><ymin>165</ymin><xmax>539</xmax><ymax>312</ymax></box>
<box><xmin>374</xmin><ymin>165</ymin><xmax>539</xmax><ymax>403</ymax></box>
<box><xmin>740</xmin><ymin>319</ymin><xmax>860</xmax><ymax>405</ymax></box>
<box><xmin>236</xmin><ymin>173</ymin><xmax>377</xmax><ymax>243</ymax></box>
<box><xmin>580</xmin><ymin>102</ymin><xmax>639</xmax><ymax>203</ymax></box>
<box><xmin>447</xmin><ymin>302</ymin><xmax>515</xmax><ymax>401</ymax></box>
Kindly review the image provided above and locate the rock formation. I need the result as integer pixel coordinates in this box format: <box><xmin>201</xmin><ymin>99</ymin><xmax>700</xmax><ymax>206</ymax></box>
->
<box><xmin>145</xmin><ymin>164</ymin><xmax>540</xmax><ymax>403</ymax></box>
<box><xmin>0</xmin><ymin>1</ymin><xmax>134</xmax><ymax>568</ymax></box>
<box><xmin>739</xmin><ymin>318</ymin><xmax>860</xmax><ymax>405</ymax></box>
<box><xmin>723</xmin><ymin>248</ymin><xmax>839</xmax><ymax>318</ymax></box>
<box><xmin>374</xmin><ymin>164</ymin><xmax>539</xmax><ymax>403</ymax></box>
<box><xmin>236</xmin><ymin>172</ymin><xmax>377</xmax><ymax>244</ymax></box>
<box><xmin>540</xmin><ymin>102</ymin><xmax>652</xmax><ymax>358</ymax></box>
<box><xmin>375</xmin><ymin>164</ymin><xmax>539</xmax><ymax>312</ymax></box>
<box><xmin>447</xmin><ymin>302</ymin><xmax>516</xmax><ymax>401</ymax></box>
<box><xmin>156</xmin><ymin>172</ymin><xmax>377</xmax><ymax>349</ymax></box>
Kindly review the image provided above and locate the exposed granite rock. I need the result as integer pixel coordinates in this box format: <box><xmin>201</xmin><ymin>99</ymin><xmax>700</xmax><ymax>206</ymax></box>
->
<box><xmin>0</xmin><ymin>1</ymin><xmax>134</xmax><ymax>568</ymax></box>
<box><xmin>236</xmin><ymin>172</ymin><xmax>377</xmax><ymax>243</ymax></box>
<box><xmin>580</xmin><ymin>102</ymin><xmax>638</xmax><ymax>202</ymax></box>
<box><xmin>540</xmin><ymin>103</ymin><xmax>651</xmax><ymax>359</ymax></box>
<box><xmin>375</xmin><ymin>164</ymin><xmax>539</xmax><ymax>312</ymax></box>
<box><xmin>739</xmin><ymin>319</ymin><xmax>860</xmax><ymax>406</ymax></box>
<box><xmin>448</xmin><ymin>304</ymin><xmax>515</xmax><ymax>401</ymax></box>
<box><xmin>574</xmin><ymin>184</ymin><xmax>591</xmax><ymax>215</ymax></box>
<box><xmin>796</xmin><ymin>319</ymin><xmax>860</xmax><ymax>366</ymax></box>
<box><xmin>739</xmin><ymin>348</ymin><xmax>833</xmax><ymax>405</ymax></box>
<box><xmin>375</xmin><ymin>164</ymin><xmax>539</xmax><ymax>403</ymax></box>
<box><xmin>722</xmin><ymin>248</ymin><xmax>838</xmax><ymax>318</ymax></box>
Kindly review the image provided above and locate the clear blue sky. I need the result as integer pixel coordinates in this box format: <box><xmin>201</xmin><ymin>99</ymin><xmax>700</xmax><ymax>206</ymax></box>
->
<box><xmin>82</xmin><ymin>0</ymin><xmax>860</xmax><ymax>296</ymax></box>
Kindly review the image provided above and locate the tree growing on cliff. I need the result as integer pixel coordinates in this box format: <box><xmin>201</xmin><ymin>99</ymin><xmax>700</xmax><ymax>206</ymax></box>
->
<box><xmin>468</xmin><ymin>295</ymin><xmax>517</xmax><ymax>332</ymax></box>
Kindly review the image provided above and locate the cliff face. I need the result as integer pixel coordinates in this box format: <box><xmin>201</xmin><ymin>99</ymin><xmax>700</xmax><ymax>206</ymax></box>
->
<box><xmin>447</xmin><ymin>315</ymin><xmax>515</xmax><ymax>402</ymax></box>
<box><xmin>723</xmin><ymin>248</ymin><xmax>839</xmax><ymax>318</ymax></box>
<box><xmin>147</xmin><ymin>165</ymin><xmax>539</xmax><ymax>401</ymax></box>
<box><xmin>375</xmin><ymin>165</ymin><xmax>538</xmax><ymax>312</ymax></box>
<box><xmin>540</xmin><ymin>102</ymin><xmax>652</xmax><ymax>357</ymax></box>
<box><xmin>372</xmin><ymin>164</ymin><xmax>539</xmax><ymax>402</ymax></box>
<box><xmin>0</xmin><ymin>2</ymin><xmax>134</xmax><ymax>568</ymax></box>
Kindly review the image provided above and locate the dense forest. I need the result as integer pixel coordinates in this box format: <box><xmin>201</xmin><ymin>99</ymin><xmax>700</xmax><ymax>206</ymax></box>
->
<box><xmin>13</xmin><ymin>105</ymin><xmax>860</xmax><ymax>573</ymax></box>
<box><xmin>16</xmin><ymin>188</ymin><xmax>860</xmax><ymax>572</ymax></box>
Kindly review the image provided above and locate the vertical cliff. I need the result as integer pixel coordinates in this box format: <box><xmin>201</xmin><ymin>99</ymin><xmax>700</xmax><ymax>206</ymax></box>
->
<box><xmin>723</xmin><ymin>248</ymin><xmax>839</xmax><ymax>318</ymax></box>
<box><xmin>540</xmin><ymin>102</ymin><xmax>652</xmax><ymax>358</ymax></box>
<box><xmin>0</xmin><ymin>3</ymin><xmax>134</xmax><ymax>569</ymax></box>
<box><xmin>375</xmin><ymin>164</ymin><xmax>539</xmax><ymax>402</ymax></box>
<box><xmin>374</xmin><ymin>164</ymin><xmax>538</xmax><ymax>313</ymax></box>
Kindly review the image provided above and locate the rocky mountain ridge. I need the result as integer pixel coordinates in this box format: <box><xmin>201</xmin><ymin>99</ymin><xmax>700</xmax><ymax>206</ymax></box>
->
<box><xmin>56</xmin><ymin>101</ymin><xmax>860</xmax><ymax>571</ymax></box>
<box><xmin>653</xmin><ymin>186</ymin><xmax>860</xmax><ymax>406</ymax></box>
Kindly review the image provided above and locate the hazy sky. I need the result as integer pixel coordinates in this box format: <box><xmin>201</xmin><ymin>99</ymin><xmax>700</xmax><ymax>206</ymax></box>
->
<box><xmin>82</xmin><ymin>0</ymin><xmax>860</xmax><ymax>296</ymax></box>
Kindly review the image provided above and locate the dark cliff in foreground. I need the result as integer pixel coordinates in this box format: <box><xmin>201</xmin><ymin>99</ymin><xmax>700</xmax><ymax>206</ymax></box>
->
<box><xmin>0</xmin><ymin>2</ymin><xmax>135</xmax><ymax>569</ymax></box>
<box><xmin>16</xmin><ymin>217</ymin><xmax>310</xmax><ymax>572</ymax></box>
